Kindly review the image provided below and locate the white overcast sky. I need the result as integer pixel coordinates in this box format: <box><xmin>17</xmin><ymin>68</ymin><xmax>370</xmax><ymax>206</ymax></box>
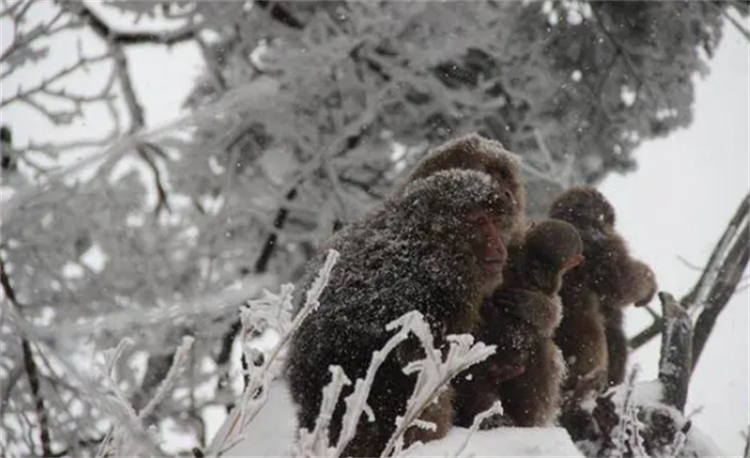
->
<box><xmin>2</xmin><ymin>4</ymin><xmax>748</xmax><ymax>456</ymax></box>
<box><xmin>599</xmin><ymin>26</ymin><xmax>749</xmax><ymax>455</ymax></box>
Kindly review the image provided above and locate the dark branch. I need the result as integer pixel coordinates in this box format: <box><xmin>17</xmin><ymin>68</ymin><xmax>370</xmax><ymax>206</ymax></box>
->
<box><xmin>255</xmin><ymin>1</ymin><xmax>305</xmax><ymax>29</ymax></box>
<box><xmin>656</xmin><ymin>292</ymin><xmax>693</xmax><ymax>412</ymax></box>
<box><xmin>691</xmin><ymin>220</ymin><xmax>750</xmax><ymax>372</ymax></box>
<box><xmin>683</xmin><ymin>193</ymin><xmax>749</xmax><ymax>308</ymax></box>
<box><xmin>68</xmin><ymin>2</ymin><xmax>198</xmax><ymax>46</ymax></box>
<box><xmin>254</xmin><ymin>188</ymin><xmax>298</xmax><ymax>273</ymax></box>
<box><xmin>0</xmin><ymin>252</ymin><xmax>52</xmax><ymax>457</ymax></box>
<box><xmin>138</xmin><ymin>143</ymin><xmax>172</xmax><ymax>215</ymax></box>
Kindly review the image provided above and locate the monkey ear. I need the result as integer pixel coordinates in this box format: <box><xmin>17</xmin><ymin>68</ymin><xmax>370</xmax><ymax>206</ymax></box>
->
<box><xmin>563</xmin><ymin>254</ymin><xmax>584</xmax><ymax>270</ymax></box>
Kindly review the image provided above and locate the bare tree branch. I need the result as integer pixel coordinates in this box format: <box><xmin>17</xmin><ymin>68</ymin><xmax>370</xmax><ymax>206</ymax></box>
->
<box><xmin>0</xmin><ymin>252</ymin><xmax>52</xmax><ymax>458</ymax></box>
<box><xmin>691</xmin><ymin>220</ymin><xmax>749</xmax><ymax>372</ymax></box>
<box><xmin>62</xmin><ymin>1</ymin><xmax>200</xmax><ymax>46</ymax></box>
<box><xmin>630</xmin><ymin>193</ymin><xmax>750</xmax><ymax>353</ymax></box>
<box><xmin>715</xmin><ymin>3</ymin><xmax>750</xmax><ymax>43</ymax></box>
<box><xmin>656</xmin><ymin>292</ymin><xmax>692</xmax><ymax>412</ymax></box>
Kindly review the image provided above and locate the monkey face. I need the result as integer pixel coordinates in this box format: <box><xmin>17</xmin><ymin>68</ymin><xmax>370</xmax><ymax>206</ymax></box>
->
<box><xmin>465</xmin><ymin>208</ymin><xmax>507</xmax><ymax>287</ymax></box>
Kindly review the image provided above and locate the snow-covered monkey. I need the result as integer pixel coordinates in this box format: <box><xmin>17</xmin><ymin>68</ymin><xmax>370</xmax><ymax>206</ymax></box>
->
<box><xmin>285</xmin><ymin>170</ymin><xmax>515</xmax><ymax>457</ymax></box>
<box><xmin>400</xmin><ymin>132</ymin><xmax>527</xmax><ymax>248</ymax></box>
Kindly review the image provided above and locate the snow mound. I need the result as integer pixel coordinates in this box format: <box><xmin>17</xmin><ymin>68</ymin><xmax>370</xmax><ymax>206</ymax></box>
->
<box><xmin>218</xmin><ymin>379</ymin><xmax>583</xmax><ymax>457</ymax></box>
<box><xmin>216</xmin><ymin>380</ymin><xmax>297</xmax><ymax>457</ymax></box>
<box><xmin>405</xmin><ymin>427</ymin><xmax>584</xmax><ymax>457</ymax></box>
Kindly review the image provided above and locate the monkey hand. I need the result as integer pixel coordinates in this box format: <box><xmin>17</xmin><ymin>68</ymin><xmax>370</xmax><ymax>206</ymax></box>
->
<box><xmin>632</xmin><ymin>261</ymin><xmax>657</xmax><ymax>307</ymax></box>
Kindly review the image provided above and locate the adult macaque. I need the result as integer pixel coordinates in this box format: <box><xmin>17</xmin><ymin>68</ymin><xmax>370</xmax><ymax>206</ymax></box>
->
<box><xmin>285</xmin><ymin>170</ymin><xmax>515</xmax><ymax>456</ymax></box>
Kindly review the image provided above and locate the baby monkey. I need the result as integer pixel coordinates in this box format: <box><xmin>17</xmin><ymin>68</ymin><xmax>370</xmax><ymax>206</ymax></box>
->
<box><xmin>453</xmin><ymin>219</ymin><xmax>583</xmax><ymax>428</ymax></box>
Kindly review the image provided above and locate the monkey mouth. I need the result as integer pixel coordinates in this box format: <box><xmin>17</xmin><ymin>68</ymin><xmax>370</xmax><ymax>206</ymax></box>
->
<box><xmin>485</xmin><ymin>259</ymin><xmax>504</xmax><ymax>264</ymax></box>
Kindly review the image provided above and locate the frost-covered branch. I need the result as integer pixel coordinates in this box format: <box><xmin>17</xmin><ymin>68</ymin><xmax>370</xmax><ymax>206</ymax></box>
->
<box><xmin>95</xmin><ymin>336</ymin><xmax>195</xmax><ymax>458</ymax></box>
<box><xmin>291</xmin><ymin>310</ymin><xmax>494</xmax><ymax>458</ymax></box>
<box><xmin>450</xmin><ymin>401</ymin><xmax>504</xmax><ymax>458</ymax></box>
<box><xmin>380</xmin><ymin>326</ymin><xmax>495</xmax><ymax>457</ymax></box>
<box><xmin>207</xmin><ymin>250</ymin><xmax>339</xmax><ymax>456</ymax></box>
<box><xmin>0</xmin><ymin>1</ymin><xmax>116</xmax><ymax>129</ymax></box>
<box><xmin>293</xmin><ymin>318</ymin><xmax>412</xmax><ymax>458</ymax></box>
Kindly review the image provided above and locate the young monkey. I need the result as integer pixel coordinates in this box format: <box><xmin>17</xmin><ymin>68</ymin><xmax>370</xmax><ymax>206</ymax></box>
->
<box><xmin>549</xmin><ymin>186</ymin><xmax>657</xmax><ymax>439</ymax></box>
<box><xmin>453</xmin><ymin>219</ymin><xmax>584</xmax><ymax>428</ymax></box>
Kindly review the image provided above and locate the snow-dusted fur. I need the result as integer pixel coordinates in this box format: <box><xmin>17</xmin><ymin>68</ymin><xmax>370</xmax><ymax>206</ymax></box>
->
<box><xmin>398</xmin><ymin>132</ymin><xmax>527</xmax><ymax>246</ymax></box>
<box><xmin>285</xmin><ymin>169</ymin><xmax>508</xmax><ymax>456</ymax></box>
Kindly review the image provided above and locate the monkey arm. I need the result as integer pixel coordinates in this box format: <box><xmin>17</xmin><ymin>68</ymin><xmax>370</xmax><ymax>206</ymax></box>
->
<box><xmin>604</xmin><ymin>257</ymin><xmax>657</xmax><ymax>307</ymax></box>
<box><xmin>491</xmin><ymin>289</ymin><xmax>561</xmax><ymax>337</ymax></box>
<box><xmin>630</xmin><ymin>260</ymin><xmax>658</xmax><ymax>306</ymax></box>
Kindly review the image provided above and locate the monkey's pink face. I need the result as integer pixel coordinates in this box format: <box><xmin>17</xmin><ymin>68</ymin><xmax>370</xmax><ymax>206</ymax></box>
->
<box><xmin>465</xmin><ymin>209</ymin><xmax>507</xmax><ymax>280</ymax></box>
